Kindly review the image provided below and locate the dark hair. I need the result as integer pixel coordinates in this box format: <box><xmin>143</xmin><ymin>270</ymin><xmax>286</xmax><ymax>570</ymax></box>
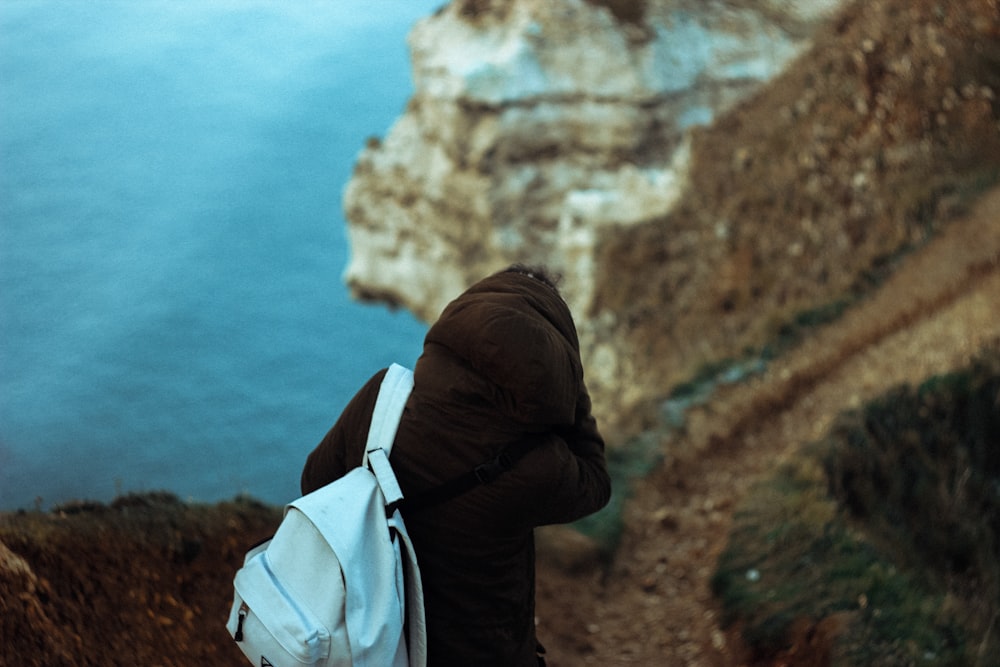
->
<box><xmin>502</xmin><ymin>263</ymin><xmax>563</xmax><ymax>290</ymax></box>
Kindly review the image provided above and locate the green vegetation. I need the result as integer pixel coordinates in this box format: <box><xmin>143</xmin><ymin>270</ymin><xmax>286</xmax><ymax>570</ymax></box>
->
<box><xmin>767</xmin><ymin>298</ymin><xmax>853</xmax><ymax>356</ymax></box>
<box><xmin>713</xmin><ymin>349</ymin><xmax>1000</xmax><ymax>665</ymax></box>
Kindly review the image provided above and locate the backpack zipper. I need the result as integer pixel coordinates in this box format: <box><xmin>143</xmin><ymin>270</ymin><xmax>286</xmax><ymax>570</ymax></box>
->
<box><xmin>235</xmin><ymin>601</ymin><xmax>249</xmax><ymax>641</ymax></box>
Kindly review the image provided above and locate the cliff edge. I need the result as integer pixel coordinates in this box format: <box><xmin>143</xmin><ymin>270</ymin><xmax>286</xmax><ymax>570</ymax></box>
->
<box><xmin>342</xmin><ymin>0</ymin><xmax>999</xmax><ymax>437</ymax></box>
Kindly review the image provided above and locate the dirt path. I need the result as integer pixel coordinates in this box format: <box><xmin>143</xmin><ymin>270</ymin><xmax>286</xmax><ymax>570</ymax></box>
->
<box><xmin>535</xmin><ymin>185</ymin><xmax>1000</xmax><ymax>666</ymax></box>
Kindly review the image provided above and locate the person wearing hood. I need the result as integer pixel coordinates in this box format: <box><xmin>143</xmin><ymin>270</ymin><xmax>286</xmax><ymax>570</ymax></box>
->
<box><xmin>301</xmin><ymin>264</ymin><xmax>612</xmax><ymax>666</ymax></box>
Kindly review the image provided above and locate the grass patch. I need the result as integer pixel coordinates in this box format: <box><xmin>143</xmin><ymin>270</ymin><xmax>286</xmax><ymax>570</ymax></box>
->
<box><xmin>713</xmin><ymin>347</ymin><xmax>1000</xmax><ymax>665</ymax></box>
<box><xmin>766</xmin><ymin>298</ymin><xmax>853</xmax><ymax>357</ymax></box>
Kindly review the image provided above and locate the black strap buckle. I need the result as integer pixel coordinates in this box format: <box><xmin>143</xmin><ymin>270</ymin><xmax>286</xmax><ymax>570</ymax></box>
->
<box><xmin>403</xmin><ymin>441</ymin><xmax>533</xmax><ymax>512</ymax></box>
<box><xmin>473</xmin><ymin>461</ymin><xmax>500</xmax><ymax>484</ymax></box>
<box><xmin>473</xmin><ymin>451</ymin><xmax>515</xmax><ymax>484</ymax></box>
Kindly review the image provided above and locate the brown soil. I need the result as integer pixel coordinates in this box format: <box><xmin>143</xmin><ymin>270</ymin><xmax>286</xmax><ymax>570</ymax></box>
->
<box><xmin>534</xmin><ymin>185</ymin><xmax>1000</xmax><ymax>665</ymax></box>
<box><xmin>0</xmin><ymin>495</ymin><xmax>282</xmax><ymax>667</ymax></box>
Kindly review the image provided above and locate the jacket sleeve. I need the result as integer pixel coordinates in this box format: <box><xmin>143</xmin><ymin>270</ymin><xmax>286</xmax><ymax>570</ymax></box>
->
<box><xmin>527</xmin><ymin>382</ymin><xmax>611</xmax><ymax>527</ymax></box>
<box><xmin>300</xmin><ymin>369</ymin><xmax>387</xmax><ymax>495</ymax></box>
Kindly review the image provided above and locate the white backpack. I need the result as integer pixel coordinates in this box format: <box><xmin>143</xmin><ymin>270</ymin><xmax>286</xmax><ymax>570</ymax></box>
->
<box><xmin>226</xmin><ymin>363</ymin><xmax>427</xmax><ymax>667</ymax></box>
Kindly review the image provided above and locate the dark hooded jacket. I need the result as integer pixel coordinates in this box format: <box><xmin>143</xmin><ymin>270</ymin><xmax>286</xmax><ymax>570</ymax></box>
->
<box><xmin>301</xmin><ymin>270</ymin><xmax>611</xmax><ymax>666</ymax></box>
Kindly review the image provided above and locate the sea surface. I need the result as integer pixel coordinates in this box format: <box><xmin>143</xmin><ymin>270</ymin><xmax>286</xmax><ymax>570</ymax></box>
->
<box><xmin>0</xmin><ymin>2</ymin><xmax>440</xmax><ymax>510</ymax></box>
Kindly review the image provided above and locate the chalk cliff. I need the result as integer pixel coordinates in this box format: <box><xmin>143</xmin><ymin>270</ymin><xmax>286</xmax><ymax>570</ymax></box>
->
<box><xmin>343</xmin><ymin>0</ymin><xmax>1000</xmax><ymax>434</ymax></box>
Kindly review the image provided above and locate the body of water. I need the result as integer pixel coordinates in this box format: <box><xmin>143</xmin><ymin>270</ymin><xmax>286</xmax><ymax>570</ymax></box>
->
<box><xmin>0</xmin><ymin>2</ymin><xmax>439</xmax><ymax>510</ymax></box>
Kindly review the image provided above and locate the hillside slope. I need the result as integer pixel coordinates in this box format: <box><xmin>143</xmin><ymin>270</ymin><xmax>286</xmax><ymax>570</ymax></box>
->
<box><xmin>534</xmin><ymin>185</ymin><xmax>1000</xmax><ymax>665</ymax></box>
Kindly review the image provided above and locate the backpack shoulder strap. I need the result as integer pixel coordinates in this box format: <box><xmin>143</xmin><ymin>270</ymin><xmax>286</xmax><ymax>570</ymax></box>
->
<box><xmin>364</xmin><ymin>363</ymin><xmax>414</xmax><ymax>459</ymax></box>
<box><xmin>362</xmin><ymin>364</ymin><xmax>414</xmax><ymax>509</ymax></box>
<box><xmin>358</xmin><ymin>363</ymin><xmax>535</xmax><ymax>514</ymax></box>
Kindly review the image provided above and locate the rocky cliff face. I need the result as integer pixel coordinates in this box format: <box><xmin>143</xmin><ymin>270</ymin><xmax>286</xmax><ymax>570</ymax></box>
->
<box><xmin>343</xmin><ymin>0</ymin><xmax>1000</xmax><ymax>434</ymax></box>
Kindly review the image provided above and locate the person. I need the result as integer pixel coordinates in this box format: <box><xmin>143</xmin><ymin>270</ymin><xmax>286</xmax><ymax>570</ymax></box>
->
<box><xmin>301</xmin><ymin>264</ymin><xmax>611</xmax><ymax>666</ymax></box>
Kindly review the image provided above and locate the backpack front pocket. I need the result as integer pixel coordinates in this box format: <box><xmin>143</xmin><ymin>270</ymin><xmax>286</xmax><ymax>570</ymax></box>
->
<box><xmin>228</xmin><ymin>553</ymin><xmax>333</xmax><ymax>667</ymax></box>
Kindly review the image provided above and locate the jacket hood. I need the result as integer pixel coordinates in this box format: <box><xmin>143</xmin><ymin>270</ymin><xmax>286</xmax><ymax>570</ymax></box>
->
<box><xmin>420</xmin><ymin>271</ymin><xmax>582</xmax><ymax>426</ymax></box>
